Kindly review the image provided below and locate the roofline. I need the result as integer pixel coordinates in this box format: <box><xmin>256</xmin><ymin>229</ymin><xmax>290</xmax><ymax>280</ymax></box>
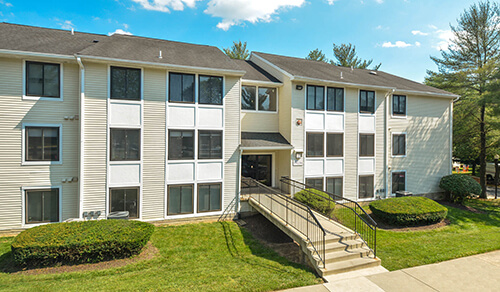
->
<box><xmin>240</xmin><ymin>146</ymin><xmax>293</xmax><ymax>150</ymax></box>
<box><xmin>251</xmin><ymin>53</ymin><xmax>294</xmax><ymax>78</ymax></box>
<box><xmin>77</xmin><ymin>54</ymin><xmax>246</xmax><ymax>76</ymax></box>
<box><xmin>0</xmin><ymin>49</ymin><xmax>76</xmax><ymax>60</ymax></box>
<box><xmin>393</xmin><ymin>89</ymin><xmax>458</xmax><ymax>99</ymax></box>
<box><xmin>241</xmin><ymin>79</ymin><xmax>283</xmax><ymax>87</ymax></box>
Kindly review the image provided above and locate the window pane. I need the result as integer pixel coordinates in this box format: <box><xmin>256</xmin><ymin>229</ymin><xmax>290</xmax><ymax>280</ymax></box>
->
<box><xmin>360</xmin><ymin>90</ymin><xmax>375</xmax><ymax>113</ymax></box>
<box><xmin>392</xmin><ymin>172</ymin><xmax>406</xmax><ymax>193</ymax></box>
<box><xmin>43</xmin><ymin>189</ymin><xmax>59</xmax><ymax>222</ymax></box>
<box><xmin>110</xmin><ymin>129</ymin><xmax>140</xmax><ymax>161</ymax></box>
<box><xmin>242</xmin><ymin>86</ymin><xmax>256</xmax><ymax>110</ymax></box>
<box><xmin>169</xmin><ymin>73</ymin><xmax>182</xmax><ymax>102</ymax></box>
<box><xmin>27</xmin><ymin>128</ymin><xmax>43</xmax><ymax>161</ymax></box>
<box><xmin>327</xmin><ymin>177</ymin><xmax>343</xmax><ymax>197</ymax></box>
<box><xmin>199</xmin><ymin>76</ymin><xmax>223</xmax><ymax>104</ymax></box>
<box><xmin>327</xmin><ymin>87</ymin><xmax>344</xmax><ymax>111</ymax></box>
<box><xmin>127</xmin><ymin>130</ymin><xmax>141</xmax><ymax>160</ymax></box>
<box><xmin>26</xmin><ymin>191</ymin><xmax>42</xmax><ymax>223</ymax></box>
<box><xmin>198</xmin><ymin>185</ymin><xmax>210</xmax><ymax>212</ymax></box>
<box><xmin>168</xmin><ymin>186</ymin><xmax>181</xmax><ymax>214</ymax></box>
<box><xmin>258</xmin><ymin>87</ymin><xmax>277</xmax><ymax>111</ymax></box>
<box><xmin>44</xmin><ymin>128</ymin><xmax>59</xmax><ymax>161</ymax></box>
<box><xmin>126</xmin><ymin>68</ymin><xmax>141</xmax><ymax>100</ymax></box>
<box><xmin>327</xmin><ymin>133</ymin><xmax>343</xmax><ymax>156</ymax></box>
<box><xmin>360</xmin><ymin>134</ymin><xmax>374</xmax><ymax>157</ymax></box>
<box><xmin>182</xmin><ymin>74</ymin><xmax>195</xmax><ymax>102</ymax></box>
<box><xmin>210</xmin><ymin>184</ymin><xmax>221</xmax><ymax>211</ymax></box>
<box><xmin>306</xmin><ymin>133</ymin><xmax>324</xmax><ymax>157</ymax></box>
<box><xmin>307</xmin><ymin>86</ymin><xmax>316</xmax><ymax>110</ymax></box>
<box><xmin>181</xmin><ymin>131</ymin><xmax>194</xmax><ymax>159</ymax></box>
<box><xmin>111</xmin><ymin>67</ymin><xmax>126</xmax><ymax>99</ymax></box>
<box><xmin>27</xmin><ymin>63</ymin><xmax>44</xmax><ymax>96</ymax></box>
<box><xmin>111</xmin><ymin>67</ymin><xmax>141</xmax><ymax>100</ymax></box>
<box><xmin>199</xmin><ymin>131</ymin><xmax>222</xmax><ymax>159</ymax></box>
<box><xmin>359</xmin><ymin>176</ymin><xmax>374</xmax><ymax>198</ymax></box>
<box><xmin>400</xmin><ymin>96</ymin><xmax>406</xmax><ymax>114</ymax></box>
<box><xmin>26</xmin><ymin>127</ymin><xmax>59</xmax><ymax>161</ymax></box>
<box><xmin>110</xmin><ymin>189</ymin><xmax>125</xmax><ymax>213</ymax></box>
<box><xmin>393</xmin><ymin>134</ymin><xmax>406</xmax><ymax>156</ymax></box>
<box><xmin>26</xmin><ymin>189</ymin><xmax>59</xmax><ymax>224</ymax></box>
<box><xmin>306</xmin><ymin>178</ymin><xmax>323</xmax><ymax>191</ymax></box>
<box><xmin>181</xmin><ymin>186</ymin><xmax>193</xmax><ymax>213</ymax></box>
<box><xmin>125</xmin><ymin>189</ymin><xmax>139</xmax><ymax>218</ymax></box>
<box><xmin>43</xmin><ymin>64</ymin><xmax>60</xmax><ymax>97</ymax></box>
<box><xmin>315</xmin><ymin>86</ymin><xmax>324</xmax><ymax>110</ymax></box>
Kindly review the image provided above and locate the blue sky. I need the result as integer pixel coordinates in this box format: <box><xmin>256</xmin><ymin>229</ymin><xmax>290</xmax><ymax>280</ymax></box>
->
<box><xmin>0</xmin><ymin>0</ymin><xmax>479</xmax><ymax>82</ymax></box>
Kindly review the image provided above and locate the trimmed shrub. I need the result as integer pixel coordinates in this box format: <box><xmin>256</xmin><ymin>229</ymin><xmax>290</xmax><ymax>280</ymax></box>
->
<box><xmin>11</xmin><ymin>220</ymin><xmax>154</xmax><ymax>267</ymax></box>
<box><xmin>439</xmin><ymin>174</ymin><xmax>482</xmax><ymax>204</ymax></box>
<box><xmin>294</xmin><ymin>188</ymin><xmax>335</xmax><ymax>215</ymax></box>
<box><xmin>369</xmin><ymin>196</ymin><xmax>448</xmax><ymax>227</ymax></box>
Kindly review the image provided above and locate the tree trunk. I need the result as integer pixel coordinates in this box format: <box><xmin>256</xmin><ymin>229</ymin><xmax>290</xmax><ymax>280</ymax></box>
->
<box><xmin>472</xmin><ymin>162</ymin><xmax>477</xmax><ymax>176</ymax></box>
<box><xmin>479</xmin><ymin>104</ymin><xmax>487</xmax><ymax>198</ymax></box>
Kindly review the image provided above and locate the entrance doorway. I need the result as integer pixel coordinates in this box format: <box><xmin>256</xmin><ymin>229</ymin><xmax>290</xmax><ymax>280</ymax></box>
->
<box><xmin>242</xmin><ymin>155</ymin><xmax>272</xmax><ymax>186</ymax></box>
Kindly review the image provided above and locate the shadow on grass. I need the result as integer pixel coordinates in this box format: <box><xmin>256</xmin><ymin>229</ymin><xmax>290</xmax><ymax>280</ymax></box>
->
<box><xmin>0</xmin><ymin>251</ymin><xmax>23</xmax><ymax>274</ymax></box>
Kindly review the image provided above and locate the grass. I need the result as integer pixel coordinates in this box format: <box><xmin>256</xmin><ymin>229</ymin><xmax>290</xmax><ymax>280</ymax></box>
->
<box><xmin>0</xmin><ymin>222</ymin><xmax>320</xmax><ymax>291</ymax></box>
<box><xmin>335</xmin><ymin>199</ymin><xmax>500</xmax><ymax>271</ymax></box>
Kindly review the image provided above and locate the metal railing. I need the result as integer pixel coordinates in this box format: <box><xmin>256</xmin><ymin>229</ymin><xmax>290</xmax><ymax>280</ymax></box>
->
<box><xmin>281</xmin><ymin>177</ymin><xmax>377</xmax><ymax>258</ymax></box>
<box><xmin>242</xmin><ymin>177</ymin><xmax>326</xmax><ymax>268</ymax></box>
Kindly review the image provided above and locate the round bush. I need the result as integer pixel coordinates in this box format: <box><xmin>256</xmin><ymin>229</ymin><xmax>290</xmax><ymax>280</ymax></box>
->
<box><xmin>294</xmin><ymin>188</ymin><xmax>335</xmax><ymax>215</ymax></box>
<box><xmin>11</xmin><ymin>220</ymin><xmax>155</xmax><ymax>267</ymax></box>
<box><xmin>439</xmin><ymin>174</ymin><xmax>482</xmax><ymax>203</ymax></box>
<box><xmin>369</xmin><ymin>196</ymin><xmax>448</xmax><ymax>227</ymax></box>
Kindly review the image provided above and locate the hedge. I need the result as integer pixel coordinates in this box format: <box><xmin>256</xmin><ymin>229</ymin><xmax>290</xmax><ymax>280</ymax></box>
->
<box><xmin>439</xmin><ymin>174</ymin><xmax>482</xmax><ymax>203</ymax></box>
<box><xmin>294</xmin><ymin>188</ymin><xmax>335</xmax><ymax>215</ymax></box>
<box><xmin>11</xmin><ymin>220</ymin><xmax>154</xmax><ymax>267</ymax></box>
<box><xmin>369</xmin><ymin>196</ymin><xmax>448</xmax><ymax>227</ymax></box>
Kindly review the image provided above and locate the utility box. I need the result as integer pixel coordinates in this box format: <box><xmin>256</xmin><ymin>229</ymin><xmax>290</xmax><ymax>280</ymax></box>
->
<box><xmin>107</xmin><ymin>211</ymin><xmax>129</xmax><ymax>220</ymax></box>
<box><xmin>395</xmin><ymin>191</ymin><xmax>413</xmax><ymax>197</ymax></box>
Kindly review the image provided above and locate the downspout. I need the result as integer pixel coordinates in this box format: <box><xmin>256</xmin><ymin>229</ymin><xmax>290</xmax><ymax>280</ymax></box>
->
<box><xmin>449</xmin><ymin>96</ymin><xmax>460</xmax><ymax>175</ymax></box>
<box><xmin>75</xmin><ymin>55</ymin><xmax>85</xmax><ymax>219</ymax></box>
<box><xmin>385</xmin><ymin>88</ymin><xmax>396</xmax><ymax>199</ymax></box>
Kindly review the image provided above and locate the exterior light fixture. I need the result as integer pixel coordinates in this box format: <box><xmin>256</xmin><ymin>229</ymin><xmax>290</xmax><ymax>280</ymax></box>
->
<box><xmin>296</xmin><ymin>85</ymin><xmax>303</xmax><ymax>90</ymax></box>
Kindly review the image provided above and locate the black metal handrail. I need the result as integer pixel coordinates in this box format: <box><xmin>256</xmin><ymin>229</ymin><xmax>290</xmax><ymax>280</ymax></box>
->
<box><xmin>242</xmin><ymin>178</ymin><xmax>326</xmax><ymax>268</ymax></box>
<box><xmin>280</xmin><ymin>177</ymin><xmax>377</xmax><ymax>258</ymax></box>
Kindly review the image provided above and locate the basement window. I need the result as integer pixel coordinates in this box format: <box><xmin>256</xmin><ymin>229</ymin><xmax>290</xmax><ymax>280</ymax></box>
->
<box><xmin>25</xmin><ymin>188</ymin><xmax>59</xmax><ymax>224</ymax></box>
<box><xmin>198</xmin><ymin>183</ymin><xmax>222</xmax><ymax>212</ymax></box>
<box><xmin>110</xmin><ymin>188</ymin><xmax>139</xmax><ymax>219</ymax></box>
<box><xmin>168</xmin><ymin>184</ymin><xmax>194</xmax><ymax>215</ymax></box>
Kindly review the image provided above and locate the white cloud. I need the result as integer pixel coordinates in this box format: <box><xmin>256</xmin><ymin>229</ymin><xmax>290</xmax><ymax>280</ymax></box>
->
<box><xmin>123</xmin><ymin>23</ymin><xmax>129</xmax><ymax>29</ymax></box>
<box><xmin>382</xmin><ymin>41</ymin><xmax>413</xmax><ymax>48</ymax></box>
<box><xmin>415</xmin><ymin>41</ymin><xmax>421</xmax><ymax>47</ymax></box>
<box><xmin>433</xmin><ymin>29</ymin><xmax>454</xmax><ymax>50</ymax></box>
<box><xmin>59</xmin><ymin>20</ymin><xmax>75</xmax><ymax>30</ymax></box>
<box><xmin>132</xmin><ymin>0</ymin><xmax>201</xmax><ymax>13</ymax></box>
<box><xmin>0</xmin><ymin>1</ymin><xmax>13</xmax><ymax>7</ymax></box>
<box><xmin>204</xmin><ymin>0</ymin><xmax>305</xmax><ymax>31</ymax></box>
<box><xmin>412</xmin><ymin>30</ymin><xmax>428</xmax><ymax>36</ymax></box>
<box><xmin>109</xmin><ymin>29</ymin><xmax>133</xmax><ymax>35</ymax></box>
<box><xmin>326</xmin><ymin>0</ymin><xmax>338</xmax><ymax>4</ymax></box>
<box><xmin>375</xmin><ymin>0</ymin><xmax>384</xmax><ymax>3</ymax></box>
<box><xmin>428</xmin><ymin>24</ymin><xmax>437</xmax><ymax>30</ymax></box>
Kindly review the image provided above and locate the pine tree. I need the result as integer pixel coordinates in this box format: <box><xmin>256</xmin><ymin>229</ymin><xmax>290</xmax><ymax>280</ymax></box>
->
<box><xmin>223</xmin><ymin>41</ymin><xmax>250</xmax><ymax>60</ymax></box>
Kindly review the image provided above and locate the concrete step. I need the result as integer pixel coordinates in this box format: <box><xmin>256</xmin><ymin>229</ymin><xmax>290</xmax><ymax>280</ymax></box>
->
<box><xmin>324</xmin><ymin>248</ymin><xmax>373</xmax><ymax>264</ymax></box>
<box><xmin>320</xmin><ymin>239</ymin><xmax>366</xmax><ymax>253</ymax></box>
<box><xmin>313</xmin><ymin>233</ymin><xmax>359</xmax><ymax>245</ymax></box>
<box><xmin>321</xmin><ymin>257</ymin><xmax>381</xmax><ymax>276</ymax></box>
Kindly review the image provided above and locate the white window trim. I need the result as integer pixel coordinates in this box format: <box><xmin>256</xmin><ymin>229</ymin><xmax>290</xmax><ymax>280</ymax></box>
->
<box><xmin>241</xmin><ymin>84</ymin><xmax>279</xmax><ymax>113</ymax></box>
<box><xmin>391</xmin><ymin>94</ymin><xmax>408</xmax><ymax>119</ymax></box>
<box><xmin>22</xmin><ymin>60</ymin><xmax>64</xmax><ymax>101</ymax></box>
<box><xmin>22</xmin><ymin>123</ymin><xmax>63</xmax><ymax>166</ymax></box>
<box><xmin>358</xmin><ymin>89</ymin><xmax>377</xmax><ymax>114</ymax></box>
<box><xmin>391</xmin><ymin>170</ymin><xmax>407</xmax><ymax>195</ymax></box>
<box><xmin>391</xmin><ymin>132</ymin><xmax>407</xmax><ymax>158</ymax></box>
<box><xmin>21</xmin><ymin>185</ymin><xmax>62</xmax><ymax>227</ymax></box>
<box><xmin>357</xmin><ymin>174</ymin><xmax>376</xmax><ymax>201</ymax></box>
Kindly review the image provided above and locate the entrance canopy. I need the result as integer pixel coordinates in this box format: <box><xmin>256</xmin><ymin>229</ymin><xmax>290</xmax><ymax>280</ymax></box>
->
<box><xmin>240</xmin><ymin>132</ymin><xmax>292</xmax><ymax>150</ymax></box>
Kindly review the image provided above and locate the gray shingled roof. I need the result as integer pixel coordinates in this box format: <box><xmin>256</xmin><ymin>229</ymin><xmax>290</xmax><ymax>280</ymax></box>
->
<box><xmin>253</xmin><ymin>52</ymin><xmax>455</xmax><ymax>96</ymax></box>
<box><xmin>241</xmin><ymin>132</ymin><xmax>292</xmax><ymax>149</ymax></box>
<box><xmin>232</xmin><ymin>59</ymin><xmax>281</xmax><ymax>83</ymax></box>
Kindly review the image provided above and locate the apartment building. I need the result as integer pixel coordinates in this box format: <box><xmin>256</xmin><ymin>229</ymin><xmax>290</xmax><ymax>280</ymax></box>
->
<box><xmin>0</xmin><ymin>23</ymin><xmax>456</xmax><ymax>230</ymax></box>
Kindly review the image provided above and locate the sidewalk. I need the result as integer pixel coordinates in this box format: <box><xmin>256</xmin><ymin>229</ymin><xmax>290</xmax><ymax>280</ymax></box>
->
<box><xmin>280</xmin><ymin>250</ymin><xmax>500</xmax><ymax>292</ymax></box>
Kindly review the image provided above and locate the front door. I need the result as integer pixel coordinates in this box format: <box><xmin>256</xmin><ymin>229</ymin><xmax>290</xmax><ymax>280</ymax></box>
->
<box><xmin>242</xmin><ymin>155</ymin><xmax>272</xmax><ymax>186</ymax></box>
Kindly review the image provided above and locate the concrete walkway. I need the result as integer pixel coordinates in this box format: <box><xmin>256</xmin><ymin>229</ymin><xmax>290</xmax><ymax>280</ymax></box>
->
<box><xmin>280</xmin><ymin>250</ymin><xmax>500</xmax><ymax>292</ymax></box>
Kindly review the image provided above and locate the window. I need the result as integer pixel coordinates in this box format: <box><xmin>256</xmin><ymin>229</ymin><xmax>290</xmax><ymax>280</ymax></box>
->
<box><xmin>198</xmin><ymin>183</ymin><xmax>221</xmax><ymax>212</ymax></box>
<box><xmin>169</xmin><ymin>73</ymin><xmax>195</xmax><ymax>103</ymax></box>
<box><xmin>198</xmin><ymin>130</ymin><xmax>222</xmax><ymax>159</ymax></box>
<box><xmin>26</xmin><ymin>61</ymin><xmax>60</xmax><ymax>98</ymax></box>
<box><xmin>110</xmin><ymin>66</ymin><xmax>141</xmax><ymax>100</ymax></box>
<box><xmin>258</xmin><ymin>87</ymin><xmax>277</xmax><ymax>111</ymax></box>
<box><xmin>392</xmin><ymin>172</ymin><xmax>406</xmax><ymax>194</ymax></box>
<box><xmin>306</xmin><ymin>132</ymin><xmax>324</xmax><ymax>157</ymax></box>
<box><xmin>359</xmin><ymin>134</ymin><xmax>374</xmax><ymax>157</ymax></box>
<box><xmin>25</xmin><ymin>126</ymin><xmax>60</xmax><ymax>161</ymax></box>
<box><xmin>241</xmin><ymin>85</ymin><xmax>256</xmax><ymax>110</ymax></box>
<box><xmin>307</xmin><ymin>85</ymin><xmax>324</xmax><ymax>110</ymax></box>
<box><xmin>25</xmin><ymin>188</ymin><xmax>59</xmax><ymax>224</ymax></box>
<box><xmin>393</xmin><ymin>95</ymin><xmax>406</xmax><ymax>116</ymax></box>
<box><xmin>305</xmin><ymin>178</ymin><xmax>323</xmax><ymax>190</ymax></box>
<box><xmin>327</xmin><ymin>87</ymin><xmax>344</xmax><ymax>112</ymax></box>
<box><xmin>327</xmin><ymin>133</ymin><xmax>343</xmax><ymax>157</ymax></box>
<box><xmin>359</xmin><ymin>175</ymin><xmax>374</xmax><ymax>199</ymax></box>
<box><xmin>359</xmin><ymin>90</ymin><xmax>375</xmax><ymax>113</ymax></box>
<box><xmin>392</xmin><ymin>134</ymin><xmax>406</xmax><ymax>156</ymax></box>
<box><xmin>168</xmin><ymin>184</ymin><xmax>193</xmax><ymax>215</ymax></box>
<box><xmin>110</xmin><ymin>129</ymin><xmax>140</xmax><ymax>161</ymax></box>
<box><xmin>199</xmin><ymin>75</ymin><xmax>223</xmax><ymax>105</ymax></box>
<box><xmin>168</xmin><ymin>130</ymin><xmax>194</xmax><ymax>160</ymax></box>
<box><xmin>110</xmin><ymin>188</ymin><xmax>139</xmax><ymax>218</ymax></box>
<box><xmin>327</xmin><ymin>177</ymin><xmax>343</xmax><ymax>197</ymax></box>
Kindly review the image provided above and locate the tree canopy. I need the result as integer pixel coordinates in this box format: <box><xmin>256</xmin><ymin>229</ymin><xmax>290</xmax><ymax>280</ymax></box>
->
<box><xmin>331</xmin><ymin>43</ymin><xmax>381</xmax><ymax>70</ymax></box>
<box><xmin>305</xmin><ymin>48</ymin><xmax>328</xmax><ymax>62</ymax></box>
<box><xmin>223</xmin><ymin>41</ymin><xmax>250</xmax><ymax>60</ymax></box>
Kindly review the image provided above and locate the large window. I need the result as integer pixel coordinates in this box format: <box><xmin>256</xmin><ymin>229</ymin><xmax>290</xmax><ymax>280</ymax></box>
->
<box><xmin>306</xmin><ymin>132</ymin><xmax>324</xmax><ymax>157</ymax></box>
<box><xmin>305</xmin><ymin>178</ymin><xmax>323</xmax><ymax>191</ymax></box>
<box><xmin>199</xmin><ymin>75</ymin><xmax>223</xmax><ymax>105</ymax></box>
<box><xmin>392</xmin><ymin>172</ymin><xmax>406</xmax><ymax>194</ymax></box>
<box><xmin>26</xmin><ymin>61</ymin><xmax>60</xmax><ymax>98</ymax></box>
<box><xmin>258</xmin><ymin>87</ymin><xmax>277</xmax><ymax>111</ymax></box>
<box><xmin>327</xmin><ymin>177</ymin><xmax>343</xmax><ymax>197</ymax></box>
<box><xmin>25</xmin><ymin>188</ymin><xmax>59</xmax><ymax>224</ymax></box>
<box><xmin>169</xmin><ymin>73</ymin><xmax>195</xmax><ymax>103</ymax></box>
<box><xmin>110</xmin><ymin>188</ymin><xmax>139</xmax><ymax>219</ymax></box>
<box><xmin>327</xmin><ymin>87</ymin><xmax>344</xmax><ymax>112</ymax></box>
<box><xmin>110</xmin><ymin>66</ymin><xmax>141</xmax><ymax>100</ymax></box>
<box><xmin>168</xmin><ymin>130</ymin><xmax>194</xmax><ymax>160</ymax></box>
<box><xmin>241</xmin><ymin>85</ymin><xmax>256</xmax><ymax>110</ymax></box>
<box><xmin>393</xmin><ymin>95</ymin><xmax>406</xmax><ymax>116</ymax></box>
<box><xmin>307</xmin><ymin>85</ymin><xmax>324</xmax><ymax>110</ymax></box>
<box><xmin>198</xmin><ymin>183</ymin><xmax>221</xmax><ymax>212</ymax></box>
<box><xmin>327</xmin><ymin>133</ymin><xmax>343</xmax><ymax>157</ymax></box>
<box><xmin>25</xmin><ymin>126</ymin><xmax>60</xmax><ymax>162</ymax></box>
<box><xmin>392</xmin><ymin>134</ymin><xmax>406</xmax><ymax>156</ymax></box>
<box><xmin>110</xmin><ymin>129</ymin><xmax>140</xmax><ymax>161</ymax></box>
<box><xmin>168</xmin><ymin>184</ymin><xmax>194</xmax><ymax>215</ymax></box>
<box><xmin>359</xmin><ymin>90</ymin><xmax>375</xmax><ymax>113</ymax></box>
<box><xmin>241</xmin><ymin>85</ymin><xmax>277</xmax><ymax>112</ymax></box>
<box><xmin>359</xmin><ymin>175</ymin><xmax>374</xmax><ymax>199</ymax></box>
<box><xmin>359</xmin><ymin>134</ymin><xmax>374</xmax><ymax>157</ymax></box>
<box><xmin>198</xmin><ymin>130</ymin><xmax>222</xmax><ymax>159</ymax></box>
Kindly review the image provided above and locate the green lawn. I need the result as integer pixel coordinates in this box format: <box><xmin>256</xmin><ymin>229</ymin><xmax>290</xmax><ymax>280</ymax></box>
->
<box><xmin>373</xmin><ymin>199</ymin><xmax>500</xmax><ymax>271</ymax></box>
<box><xmin>0</xmin><ymin>222</ymin><xmax>320</xmax><ymax>291</ymax></box>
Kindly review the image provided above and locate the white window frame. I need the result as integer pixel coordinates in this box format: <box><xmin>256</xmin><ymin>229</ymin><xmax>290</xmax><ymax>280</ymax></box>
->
<box><xmin>241</xmin><ymin>84</ymin><xmax>278</xmax><ymax>113</ymax></box>
<box><xmin>391</xmin><ymin>170</ymin><xmax>407</xmax><ymax>195</ymax></box>
<box><xmin>391</xmin><ymin>94</ymin><xmax>407</xmax><ymax>119</ymax></box>
<box><xmin>22</xmin><ymin>123</ymin><xmax>63</xmax><ymax>166</ymax></box>
<box><xmin>22</xmin><ymin>185</ymin><xmax>62</xmax><ymax>227</ymax></box>
<box><xmin>391</xmin><ymin>132</ymin><xmax>407</xmax><ymax>158</ymax></box>
<box><xmin>22</xmin><ymin>60</ymin><xmax>64</xmax><ymax>101</ymax></box>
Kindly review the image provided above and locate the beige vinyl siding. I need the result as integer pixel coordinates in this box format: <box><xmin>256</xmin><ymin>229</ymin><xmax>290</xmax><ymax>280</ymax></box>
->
<box><xmin>389</xmin><ymin>95</ymin><xmax>451</xmax><ymax>194</ymax></box>
<box><xmin>0</xmin><ymin>57</ymin><xmax>80</xmax><ymax>230</ymax></box>
<box><xmin>241</xmin><ymin>111</ymin><xmax>279</xmax><ymax>132</ymax></box>
<box><xmin>374</xmin><ymin>90</ymin><xmax>386</xmax><ymax>197</ymax></box>
<box><xmin>142</xmin><ymin>68</ymin><xmax>166</xmax><ymax>220</ymax></box>
<box><xmin>343</xmin><ymin>88</ymin><xmax>359</xmax><ymax>200</ymax></box>
<box><xmin>223</xmin><ymin>76</ymin><xmax>240</xmax><ymax>212</ymax></box>
<box><xmin>82</xmin><ymin>62</ymin><xmax>107</xmax><ymax>215</ymax></box>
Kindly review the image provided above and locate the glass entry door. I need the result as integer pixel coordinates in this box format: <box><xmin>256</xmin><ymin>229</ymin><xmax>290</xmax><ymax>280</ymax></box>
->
<box><xmin>242</xmin><ymin>155</ymin><xmax>272</xmax><ymax>186</ymax></box>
